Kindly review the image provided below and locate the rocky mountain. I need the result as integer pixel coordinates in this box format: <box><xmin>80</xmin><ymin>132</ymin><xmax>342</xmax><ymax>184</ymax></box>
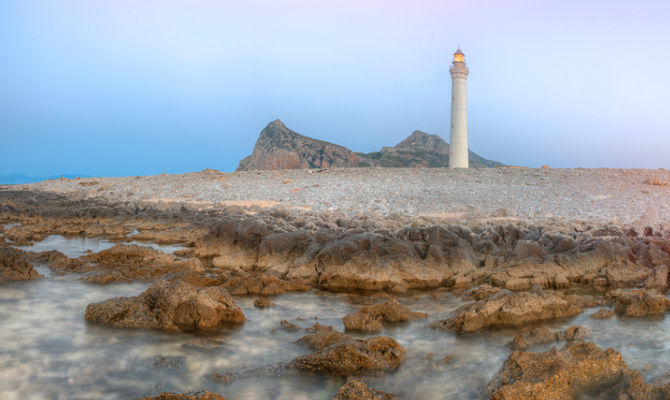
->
<box><xmin>237</xmin><ymin>120</ymin><xmax>359</xmax><ymax>171</ymax></box>
<box><xmin>237</xmin><ymin>120</ymin><xmax>503</xmax><ymax>171</ymax></box>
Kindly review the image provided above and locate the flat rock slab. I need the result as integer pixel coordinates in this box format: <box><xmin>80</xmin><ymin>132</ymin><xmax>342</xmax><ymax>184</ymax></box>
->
<box><xmin>289</xmin><ymin>336</ymin><xmax>405</xmax><ymax>376</ymax></box>
<box><xmin>431</xmin><ymin>288</ymin><xmax>583</xmax><ymax>333</ymax></box>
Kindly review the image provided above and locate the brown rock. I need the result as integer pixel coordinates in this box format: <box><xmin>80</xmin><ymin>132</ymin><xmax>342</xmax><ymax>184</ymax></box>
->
<box><xmin>462</xmin><ymin>284</ymin><xmax>501</xmax><ymax>301</ymax></box>
<box><xmin>509</xmin><ymin>326</ymin><xmax>591</xmax><ymax>351</ymax></box>
<box><xmin>297</xmin><ymin>323</ymin><xmax>352</xmax><ymax>350</ymax></box>
<box><xmin>0</xmin><ymin>247</ymin><xmax>42</xmax><ymax>284</ymax></box>
<box><xmin>279</xmin><ymin>320</ymin><xmax>300</xmax><ymax>332</ymax></box>
<box><xmin>343</xmin><ymin>299</ymin><xmax>427</xmax><ymax>332</ymax></box>
<box><xmin>432</xmin><ymin>288</ymin><xmax>582</xmax><ymax>333</ymax></box>
<box><xmin>486</xmin><ymin>341</ymin><xmax>669</xmax><ymax>400</ymax></box>
<box><xmin>591</xmin><ymin>308</ymin><xmax>615</xmax><ymax>319</ymax></box>
<box><xmin>332</xmin><ymin>377</ymin><xmax>395</xmax><ymax>400</ymax></box>
<box><xmin>85</xmin><ymin>279</ymin><xmax>245</xmax><ymax>332</ymax></box>
<box><xmin>289</xmin><ymin>336</ymin><xmax>405</xmax><ymax>376</ymax></box>
<box><xmin>609</xmin><ymin>289</ymin><xmax>670</xmax><ymax>317</ymax></box>
<box><xmin>135</xmin><ymin>392</ymin><xmax>226</xmax><ymax>400</ymax></box>
<box><xmin>253</xmin><ymin>297</ymin><xmax>275</xmax><ymax>308</ymax></box>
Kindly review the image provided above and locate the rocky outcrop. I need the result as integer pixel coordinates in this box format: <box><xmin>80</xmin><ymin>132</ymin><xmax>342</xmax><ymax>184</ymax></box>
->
<box><xmin>432</xmin><ymin>288</ymin><xmax>583</xmax><ymax>333</ymax></box>
<box><xmin>237</xmin><ymin>121</ymin><xmax>503</xmax><ymax>171</ymax></box>
<box><xmin>237</xmin><ymin>120</ymin><xmax>359</xmax><ymax>171</ymax></box>
<box><xmin>357</xmin><ymin>130</ymin><xmax>503</xmax><ymax>168</ymax></box>
<box><xmin>296</xmin><ymin>323</ymin><xmax>352</xmax><ymax>350</ymax></box>
<box><xmin>591</xmin><ymin>308</ymin><xmax>615</xmax><ymax>319</ymax></box>
<box><xmin>78</xmin><ymin>244</ymin><xmax>204</xmax><ymax>283</ymax></box>
<box><xmin>509</xmin><ymin>326</ymin><xmax>591</xmax><ymax>351</ymax></box>
<box><xmin>608</xmin><ymin>288</ymin><xmax>670</xmax><ymax>317</ymax></box>
<box><xmin>289</xmin><ymin>336</ymin><xmax>405</xmax><ymax>376</ymax></box>
<box><xmin>332</xmin><ymin>377</ymin><xmax>395</xmax><ymax>400</ymax></box>
<box><xmin>486</xmin><ymin>341</ymin><xmax>670</xmax><ymax>400</ymax></box>
<box><xmin>135</xmin><ymin>392</ymin><xmax>225</xmax><ymax>400</ymax></box>
<box><xmin>342</xmin><ymin>299</ymin><xmax>427</xmax><ymax>332</ymax></box>
<box><xmin>85</xmin><ymin>279</ymin><xmax>245</xmax><ymax>332</ymax></box>
<box><xmin>0</xmin><ymin>247</ymin><xmax>42</xmax><ymax>284</ymax></box>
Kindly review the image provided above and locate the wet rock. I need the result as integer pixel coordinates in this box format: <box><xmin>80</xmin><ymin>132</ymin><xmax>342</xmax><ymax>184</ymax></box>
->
<box><xmin>79</xmin><ymin>244</ymin><xmax>205</xmax><ymax>283</ymax></box>
<box><xmin>342</xmin><ymin>299</ymin><xmax>427</xmax><ymax>332</ymax></box>
<box><xmin>221</xmin><ymin>274</ymin><xmax>311</xmax><ymax>296</ymax></box>
<box><xmin>85</xmin><ymin>279</ymin><xmax>245</xmax><ymax>331</ymax></box>
<box><xmin>135</xmin><ymin>391</ymin><xmax>226</xmax><ymax>400</ymax></box>
<box><xmin>289</xmin><ymin>336</ymin><xmax>405</xmax><ymax>376</ymax></box>
<box><xmin>279</xmin><ymin>320</ymin><xmax>300</xmax><ymax>332</ymax></box>
<box><xmin>253</xmin><ymin>297</ymin><xmax>275</xmax><ymax>308</ymax></box>
<box><xmin>644</xmin><ymin>265</ymin><xmax>668</xmax><ymax>290</ymax></box>
<box><xmin>0</xmin><ymin>247</ymin><xmax>42</xmax><ymax>284</ymax></box>
<box><xmin>591</xmin><ymin>308</ymin><xmax>615</xmax><ymax>319</ymax></box>
<box><xmin>153</xmin><ymin>356</ymin><xmax>185</xmax><ymax>368</ymax></box>
<box><xmin>486</xmin><ymin>340</ymin><xmax>669</xmax><ymax>400</ymax></box>
<box><xmin>462</xmin><ymin>284</ymin><xmax>501</xmax><ymax>301</ymax></box>
<box><xmin>332</xmin><ymin>377</ymin><xmax>395</xmax><ymax>400</ymax></box>
<box><xmin>600</xmin><ymin>262</ymin><xmax>650</xmax><ymax>288</ymax></box>
<box><xmin>432</xmin><ymin>288</ymin><xmax>582</xmax><ymax>333</ymax></box>
<box><xmin>296</xmin><ymin>323</ymin><xmax>351</xmax><ymax>350</ymax></box>
<box><xmin>509</xmin><ymin>326</ymin><xmax>591</xmax><ymax>351</ymax></box>
<box><xmin>608</xmin><ymin>289</ymin><xmax>670</xmax><ymax>317</ymax></box>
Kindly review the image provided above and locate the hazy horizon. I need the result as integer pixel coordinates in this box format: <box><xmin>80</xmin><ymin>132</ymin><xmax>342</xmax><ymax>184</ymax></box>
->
<box><xmin>2</xmin><ymin>0</ymin><xmax>670</xmax><ymax>177</ymax></box>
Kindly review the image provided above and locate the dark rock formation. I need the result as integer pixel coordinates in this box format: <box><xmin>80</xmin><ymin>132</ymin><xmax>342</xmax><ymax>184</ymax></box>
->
<box><xmin>237</xmin><ymin>120</ymin><xmax>359</xmax><ymax>171</ymax></box>
<box><xmin>289</xmin><ymin>336</ymin><xmax>405</xmax><ymax>376</ymax></box>
<box><xmin>332</xmin><ymin>377</ymin><xmax>395</xmax><ymax>400</ymax></box>
<box><xmin>486</xmin><ymin>341</ymin><xmax>670</xmax><ymax>400</ymax></box>
<box><xmin>432</xmin><ymin>288</ymin><xmax>583</xmax><ymax>333</ymax></box>
<box><xmin>342</xmin><ymin>299</ymin><xmax>427</xmax><ymax>332</ymax></box>
<box><xmin>237</xmin><ymin>121</ymin><xmax>503</xmax><ymax>171</ymax></box>
<box><xmin>135</xmin><ymin>392</ymin><xmax>226</xmax><ymax>400</ymax></box>
<box><xmin>0</xmin><ymin>247</ymin><xmax>42</xmax><ymax>284</ymax></box>
<box><xmin>85</xmin><ymin>279</ymin><xmax>245</xmax><ymax>332</ymax></box>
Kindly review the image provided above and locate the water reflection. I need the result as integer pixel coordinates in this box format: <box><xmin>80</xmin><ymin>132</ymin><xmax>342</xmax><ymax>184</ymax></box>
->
<box><xmin>1</xmin><ymin>272</ymin><xmax>669</xmax><ymax>398</ymax></box>
<box><xmin>14</xmin><ymin>235</ymin><xmax>186</xmax><ymax>258</ymax></box>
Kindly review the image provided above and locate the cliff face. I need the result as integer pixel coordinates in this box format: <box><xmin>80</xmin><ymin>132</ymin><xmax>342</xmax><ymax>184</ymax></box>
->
<box><xmin>237</xmin><ymin>121</ymin><xmax>503</xmax><ymax>171</ymax></box>
<box><xmin>236</xmin><ymin>120</ymin><xmax>359</xmax><ymax>171</ymax></box>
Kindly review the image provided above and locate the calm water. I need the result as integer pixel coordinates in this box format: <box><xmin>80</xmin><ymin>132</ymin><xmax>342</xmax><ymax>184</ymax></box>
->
<box><xmin>1</xmin><ymin>236</ymin><xmax>670</xmax><ymax>399</ymax></box>
<box><xmin>14</xmin><ymin>235</ymin><xmax>186</xmax><ymax>258</ymax></box>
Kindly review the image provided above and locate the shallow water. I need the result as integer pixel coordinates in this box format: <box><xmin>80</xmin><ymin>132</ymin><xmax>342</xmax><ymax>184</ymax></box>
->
<box><xmin>2</xmin><ymin>249</ymin><xmax>670</xmax><ymax>398</ymax></box>
<box><xmin>14</xmin><ymin>234</ymin><xmax>186</xmax><ymax>258</ymax></box>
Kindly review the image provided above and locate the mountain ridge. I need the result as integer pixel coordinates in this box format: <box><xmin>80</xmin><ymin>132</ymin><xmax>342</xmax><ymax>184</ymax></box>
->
<box><xmin>237</xmin><ymin>119</ymin><xmax>503</xmax><ymax>171</ymax></box>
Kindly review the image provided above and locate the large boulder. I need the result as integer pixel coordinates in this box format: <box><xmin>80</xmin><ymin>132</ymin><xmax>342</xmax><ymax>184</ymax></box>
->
<box><xmin>432</xmin><ymin>288</ymin><xmax>582</xmax><ymax>333</ymax></box>
<box><xmin>486</xmin><ymin>341</ymin><xmax>670</xmax><ymax>400</ymax></box>
<box><xmin>85</xmin><ymin>280</ymin><xmax>245</xmax><ymax>331</ymax></box>
<box><xmin>608</xmin><ymin>288</ymin><xmax>670</xmax><ymax>317</ymax></box>
<box><xmin>332</xmin><ymin>377</ymin><xmax>395</xmax><ymax>400</ymax></box>
<box><xmin>342</xmin><ymin>299</ymin><xmax>427</xmax><ymax>332</ymax></box>
<box><xmin>0</xmin><ymin>247</ymin><xmax>42</xmax><ymax>284</ymax></box>
<box><xmin>289</xmin><ymin>336</ymin><xmax>405</xmax><ymax>376</ymax></box>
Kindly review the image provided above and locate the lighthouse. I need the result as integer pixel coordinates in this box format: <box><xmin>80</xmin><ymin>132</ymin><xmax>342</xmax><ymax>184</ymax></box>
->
<box><xmin>448</xmin><ymin>48</ymin><xmax>469</xmax><ymax>168</ymax></box>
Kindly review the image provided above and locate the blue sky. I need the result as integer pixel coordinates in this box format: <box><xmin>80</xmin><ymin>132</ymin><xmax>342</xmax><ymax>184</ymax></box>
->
<box><xmin>1</xmin><ymin>0</ymin><xmax>669</xmax><ymax>176</ymax></box>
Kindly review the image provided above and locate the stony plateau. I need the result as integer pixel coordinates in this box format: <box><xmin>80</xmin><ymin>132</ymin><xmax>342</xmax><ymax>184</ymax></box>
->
<box><xmin>1</xmin><ymin>167</ymin><xmax>669</xmax><ymax>399</ymax></box>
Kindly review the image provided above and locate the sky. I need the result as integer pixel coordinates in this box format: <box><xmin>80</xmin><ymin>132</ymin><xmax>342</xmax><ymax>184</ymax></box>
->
<box><xmin>1</xmin><ymin>0</ymin><xmax>669</xmax><ymax>177</ymax></box>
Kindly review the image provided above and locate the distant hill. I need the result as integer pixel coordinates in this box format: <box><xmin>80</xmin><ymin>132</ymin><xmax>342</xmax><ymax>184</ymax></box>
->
<box><xmin>236</xmin><ymin>120</ymin><xmax>503</xmax><ymax>171</ymax></box>
<box><xmin>0</xmin><ymin>173</ymin><xmax>89</xmax><ymax>185</ymax></box>
<box><xmin>237</xmin><ymin>120</ymin><xmax>359</xmax><ymax>170</ymax></box>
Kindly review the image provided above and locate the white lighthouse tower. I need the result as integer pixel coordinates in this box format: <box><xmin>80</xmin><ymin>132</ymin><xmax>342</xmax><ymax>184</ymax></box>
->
<box><xmin>448</xmin><ymin>48</ymin><xmax>469</xmax><ymax>168</ymax></box>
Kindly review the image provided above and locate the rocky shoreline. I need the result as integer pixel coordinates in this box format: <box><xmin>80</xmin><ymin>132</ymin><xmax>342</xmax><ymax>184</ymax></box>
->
<box><xmin>1</xmin><ymin>168</ymin><xmax>670</xmax><ymax>399</ymax></box>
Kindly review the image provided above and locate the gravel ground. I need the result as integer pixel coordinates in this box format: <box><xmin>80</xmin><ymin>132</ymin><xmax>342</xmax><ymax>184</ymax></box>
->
<box><xmin>7</xmin><ymin>167</ymin><xmax>670</xmax><ymax>225</ymax></box>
